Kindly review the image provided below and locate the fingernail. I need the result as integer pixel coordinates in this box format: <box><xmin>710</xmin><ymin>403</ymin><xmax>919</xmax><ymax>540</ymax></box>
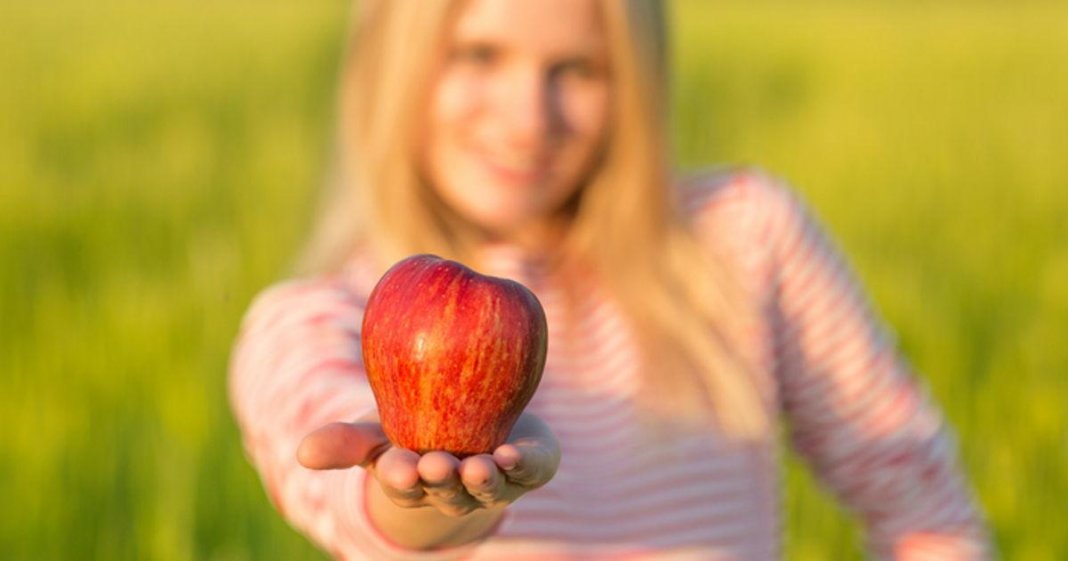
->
<box><xmin>497</xmin><ymin>456</ymin><xmax>517</xmax><ymax>470</ymax></box>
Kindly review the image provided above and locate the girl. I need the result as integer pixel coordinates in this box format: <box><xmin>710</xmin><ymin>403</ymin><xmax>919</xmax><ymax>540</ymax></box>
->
<box><xmin>230</xmin><ymin>0</ymin><xmax>991</xmax><ymax>558</ymax></box>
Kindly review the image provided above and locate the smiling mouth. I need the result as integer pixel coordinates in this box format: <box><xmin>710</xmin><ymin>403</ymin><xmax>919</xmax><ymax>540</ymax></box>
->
<box><xmin>477</xmin><ymin>148</ymin><xmax>552</xmax><ymax>185</ymax></box>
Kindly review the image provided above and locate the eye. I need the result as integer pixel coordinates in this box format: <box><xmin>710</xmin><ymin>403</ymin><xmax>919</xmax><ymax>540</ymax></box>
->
<box><xmin>554</xmin><ymin>58</ymin><xmax>601</xmax><ymax>80</ymax></box>
<box><xmin>450</xmin><ymin>42</ymin><xmax>499</xmax><ymax>67</ymax></box>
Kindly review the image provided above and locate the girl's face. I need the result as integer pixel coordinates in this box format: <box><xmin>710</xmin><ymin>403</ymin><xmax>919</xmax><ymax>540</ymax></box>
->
<box><xmin>419</xmin><ymin>0</ymin><xmax>611</xmax><ymax>248</ymax></box>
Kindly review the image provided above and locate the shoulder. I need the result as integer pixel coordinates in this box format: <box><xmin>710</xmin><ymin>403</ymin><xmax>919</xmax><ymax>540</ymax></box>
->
<box><xmin>677</xmin><ymin>165</ymin><xmax>806</xmax><ymax>249</ymax></box>
<box><xmin>677</xmin><ymin>165</ymin><xmax>800</xmax><ymax>216</ymax></box>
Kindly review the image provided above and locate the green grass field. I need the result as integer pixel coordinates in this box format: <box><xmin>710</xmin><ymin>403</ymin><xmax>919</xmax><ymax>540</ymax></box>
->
<box><xmin>2</xmin><ymin>1</ymin><xmax>1065</xmax><ymax>559</ymax></box>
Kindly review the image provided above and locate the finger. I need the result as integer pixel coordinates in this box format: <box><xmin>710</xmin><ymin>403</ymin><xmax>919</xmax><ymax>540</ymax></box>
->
<box><xmin>459</xmin><ymin>454</ymin><xmax>505</xmax><ymax>505</ymax></box>
<box><xmin>297</xmin><ymin>422</ymin><xmax>390</xmax><ymax>470</ymax></box>
<box><xmin>417</xmin><ymin>452</ymin><xmax>462</xmax><ymax>494</ymax></box>
<box><xmin>374</xmin><ymin>448</ymin><xmax>425</xmax><ymax>507</ymax></box>
<box><xmin>418</xmin><ymin>452</ymin><xmax>478</xmax><ymax>516</ymax></box>
<box><xmin>493</xmin><ymin>442</ymin><xmax>556</xmax><ymax>489</ymax></box>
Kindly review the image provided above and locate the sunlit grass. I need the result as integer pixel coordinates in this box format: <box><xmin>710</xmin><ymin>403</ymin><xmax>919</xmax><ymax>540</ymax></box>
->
<box><xmin>2</xmin><ymin>1</ymin><xmax>1064</xmax><ymax>559</ymax></box>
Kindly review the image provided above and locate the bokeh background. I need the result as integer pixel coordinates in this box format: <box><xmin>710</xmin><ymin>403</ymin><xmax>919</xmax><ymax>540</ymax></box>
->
<box><xmin>2</xmin><ymin>1</ymin><xmax>1065</xmax><ymax>559</ymax></box>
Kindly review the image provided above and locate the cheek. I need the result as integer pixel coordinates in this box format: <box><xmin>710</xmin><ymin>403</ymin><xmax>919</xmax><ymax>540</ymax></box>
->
<box><xmin>425</xmin><ymin>74</ymin><xmax>482</xmax><ymax>159</ymax></box>
<box><xmin>562</xmin><ymin>84</ymin><xmax>611</xmax><ymax>146</ymax></box>
<box><xmin>421</xmin><ymin>75</ymin><xmax>497</xmax><ymax>219</ymax></box>
<box><xmin>436</xmin><ymin>78</ymin><xmax>477</xmax><ymax>124</ymax></box>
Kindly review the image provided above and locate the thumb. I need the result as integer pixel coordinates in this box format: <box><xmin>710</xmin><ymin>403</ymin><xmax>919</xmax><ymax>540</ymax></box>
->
<box><xmin>297</xmin><ymin>421</ymin><xmax>391</xmax><ymax>470</ymax></box>
<box><xmin>493</xmin><ymin>441</ymin><xmax>558</xmax><ymax>489</ymax></box>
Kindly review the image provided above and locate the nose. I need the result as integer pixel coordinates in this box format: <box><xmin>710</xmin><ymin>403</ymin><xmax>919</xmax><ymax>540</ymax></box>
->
<box><xmin>496</xmin><ymin>67</ymin><xmax>562</xmax><ymax>149</ymax></box>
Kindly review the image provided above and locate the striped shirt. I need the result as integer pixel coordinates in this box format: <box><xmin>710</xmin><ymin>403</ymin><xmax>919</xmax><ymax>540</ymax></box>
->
<box><xmin>229</xmin><ymin>169</ymin><xmax>991</xmax><ymax>560</ymax></box>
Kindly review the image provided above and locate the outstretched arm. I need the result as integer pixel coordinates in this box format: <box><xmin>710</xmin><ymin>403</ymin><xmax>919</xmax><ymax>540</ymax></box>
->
<box><xmin>230</xmin><ymin>279</ymin><xmax>558</xmax><ymax>558</ymax></box>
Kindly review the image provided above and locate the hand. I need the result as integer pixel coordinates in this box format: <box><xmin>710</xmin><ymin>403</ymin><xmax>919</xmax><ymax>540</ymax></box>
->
<box><xmin>297</xmin><ymin>412</ymin><xmax>560</xmax><ymax>518</ymax></box>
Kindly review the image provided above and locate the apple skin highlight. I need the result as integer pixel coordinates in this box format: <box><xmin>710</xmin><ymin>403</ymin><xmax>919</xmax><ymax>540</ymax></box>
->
<box><xmin>361</xmin><ymin>254</ymin><xmax>548</xmax><ymax>457</ymax></box>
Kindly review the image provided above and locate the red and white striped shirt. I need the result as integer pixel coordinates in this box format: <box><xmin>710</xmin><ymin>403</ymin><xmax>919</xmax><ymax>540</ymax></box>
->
<box><xmin>229</xmin><ymin>170</ymin><xmax>991</xmax><ymax>560</ymax></box>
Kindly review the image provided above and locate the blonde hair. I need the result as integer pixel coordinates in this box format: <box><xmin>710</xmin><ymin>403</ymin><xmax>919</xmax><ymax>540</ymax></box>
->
<box><xmin>301</xmin><ymin>0</ymin><xmax>770</xmax><ymax>440</ymax></box>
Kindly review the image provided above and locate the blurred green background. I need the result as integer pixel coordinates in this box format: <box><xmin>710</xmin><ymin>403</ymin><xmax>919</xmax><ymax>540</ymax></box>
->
<box><xmin>2</xmin><ymin>1</ymin><xmax>1065</xmax><ymax>559</ymax></box>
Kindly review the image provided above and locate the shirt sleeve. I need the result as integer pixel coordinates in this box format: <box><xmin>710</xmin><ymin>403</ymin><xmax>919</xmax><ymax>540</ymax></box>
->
<box><xmin>751</xmin><ymin>174</ymin><xmax>993</xmax><ymax>560</ymax></box>
<box><xmin>228</xmin><ymin>278</ymin><xmax>477</xmax><ymax>560</ymax></box>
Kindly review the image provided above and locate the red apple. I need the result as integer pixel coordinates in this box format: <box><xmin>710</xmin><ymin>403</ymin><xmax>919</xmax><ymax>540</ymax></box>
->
<box><xmin>361</xmin><ymin>254</ymin><xmax>548</xmax><ymax>457</ymax></box>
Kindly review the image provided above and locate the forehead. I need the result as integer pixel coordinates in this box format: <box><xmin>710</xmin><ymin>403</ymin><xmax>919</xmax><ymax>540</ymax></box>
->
<box><xmin>449</xmin><ymin>0</ymin><xmax>606</xmax><ymax>53</ymax></box>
